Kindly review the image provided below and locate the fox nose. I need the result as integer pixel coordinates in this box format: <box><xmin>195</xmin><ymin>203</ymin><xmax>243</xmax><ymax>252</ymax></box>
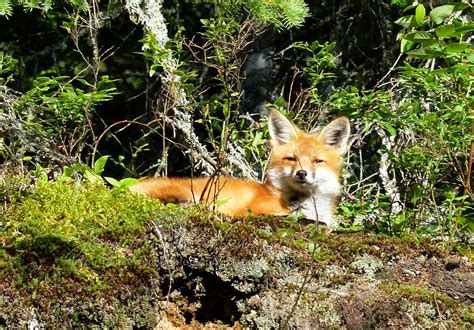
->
<box><xmin>295</xmin><ymin>170</ymin><xmax>307</xmax><ymax>180</ymax></box>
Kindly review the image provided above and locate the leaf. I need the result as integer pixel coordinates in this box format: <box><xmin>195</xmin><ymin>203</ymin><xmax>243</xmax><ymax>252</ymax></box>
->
<box><xmin>396</xmin><ymin>29</ymin><xmax>405</xmax><ymax>41</ymax></box>
<box><xmin>435</xmin><ymin>24</ymin><xmax>456</xmax><ymax>38</ymax></box>
<box><xmin>445</xmin><ymin>43</ymin><xmax>469</xmax><ymax>54</ymax></box>
<box><xmin>403</xmin><ymin>31</ymin><xmax>434</xmax><ymax>42</ymax></box>
<box><xmin>429</xmin><ymin>5</ymin><xmax>454</xmax><ymax>25</ymax></box>
<box><xmin>309</xmin><ymin>230</ymin><xmax>324</xmax><ymax>240</ymax></box>
<box><xmin>381</xmin><ymin>122</ymin><xmax>397</xmax><ymax>136</ymax></box>
<box><xmin>454</xmin><ymin>23</ymin><xmax>474</xmax><ymax>35</ymax></box>
<box><xmin>400</xmin><ymin>38</ymin><xmax>415</xmax><ymax>53</ymax></box>
<box><xmin>104</xmin><ymin>177</ymin><xmax>120</xmax><ymax>187</ymax></box>
<box><xmin>406</xmin><ymin>48</ymin><xmax>443</xmax><ymax>59</ymax></box>
<box><xmin>84</xmin><ymin>169</ymin><xmax>102</xmax><ymax>183</ymax></box>
<box><xmin>308</xmin><ymin>242</ymin><xmax>320</xmax><ymax>254</ymax></box>
<box><xmin>395</xmin><ymin>15</ymin><xmax>417</xmax><ymax>28</ymax></box>
<box><xmin>452</xmin><ymin>2</ymin><xmax>470</xmax><ymax>12</ymax></box>
<box><xmin>0</xmin><ymin>0</ymin><xmax>13</xmax><ymax>16</ymax></box>
<box><xmin>415</xmin><ymin>4</ymin><xmax>425</xmax><ymax>26</ymax></box>
<box><xmin>282</xmin><ymin>213</ymin><xmax>299</xmax><ymax>224</ymax></box>
<box><xmin>214</xmin><ymin>197</ymin><xmax>230</xmax><ymax>208</ymax></box>
<box><xmin>277</xmin><ymin>228</ymin><xmax>295</xmax><ymax>238</ymax></box>
<box><xmin>93</xmin><ymin>155</ymin><xmax>108</xmax><ymax>175</ymax></box>
<box><xmin>118</xmin><ymin>178</ymin><xmax>139</xmax><ymax>189</ymax></box>
<box><xmin>403</xmin><ymin>2</ymin><xmax>418</xmax><ymax>11</ymax></box>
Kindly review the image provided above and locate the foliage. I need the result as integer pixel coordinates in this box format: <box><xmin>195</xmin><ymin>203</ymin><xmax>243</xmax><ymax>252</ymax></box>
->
<box><xmin>0</xmin><ymin>0</ymin><xmax>88</xmax><ymax>16</ymax></box>
<box><xmin>0</xmin><ymin>0</ymin><xmax>472</xmax><ymax>245</ymax></box>
<box><xmin>395</xmin><ymin>1</ymin><xmax>473</xmax><ymax>61</ymax></box>
<box><xmin>328</xmin><ymin>62</ymin><xmax>472</xmax><ymax>242</ymax></box>
<box><xmin>240</xmin><ymin>0</ymin><xmax>310</xmax><ymax>29</ymax></box>
<box><xmin>0</xmin><ymin>51</ymin><xmax>17</xmax><ymax>84</ymax></box>
<box><xmin>14</xmin><ymin>75</ymin><xmax>118</xmax><ymax>138</ymax></box>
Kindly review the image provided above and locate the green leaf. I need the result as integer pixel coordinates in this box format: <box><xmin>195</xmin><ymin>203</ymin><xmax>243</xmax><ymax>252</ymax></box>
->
<box><xmin>104</xmin><ymin>177</ymin><xmax>120</xmax><ymax>187</ymax></box>
<box><xmin>118</xmin><ymin>178</ymin><xmax>139</xmax><ymax>189</ymax></box>
<box><xmin>400</xmin><ymin>38</ymin><xmax>415</xmax><ymax>53</ymax></box>
<box><xmin>415</xmin><ymin>4</ymin><xmax>425</xmax><ymax>26</ymax></box>
<box><xmin>381</xmin><ymin>122</ymin><xmax>397</xmax><ymax>136</ymax></box>
<box><xmin>435</xmin><ymin>24</ymin><xmax>456</xmax><ymax>38</ymax></box>
<box><xmin>403</xmin><ymin>31</ymin><xmax>434</xmax><ymax>42</ymax></box>
<box><xmin>452</xmin><ymin>2</ymin><xmax>470</xmax><ymax>12</ymax></box>
<box><xmin>222</xmin><ymin>101</ymin><xmax>229</xmax><ymax>117</ymax></box>
<box><xmin>429</xmin><ymin>5</ymin><xmax>454</xmax><ymax>25</ymax></box>
<box><xmin>454</xmin><ymin>23</ymin><xmax>474</xmax><ymax>35</ymax></box>
<box><xmin>84</xmin><ymin>169</ymin><xmax>103</xmax><ymax>183</ymax></box>
<box><xmin>308</xmin><ymin>242</ymin><xmax>320</xmax><ymax>254</ymax></box>
<box><xmin>214</xmin><ymin>197</ymin><xmax>230</xmax><ymax>208</ymax></box>
<box><xmin>395</xmin><ymin>15</ymin><xmax>417</xmax><ymax>28</ymax></box>
<box><xmin>445</xmin><ymin>43</ymin><xmax>469</xmax><ymax>54</ymax></box>
<box><xmin>0</xmin><ymin>0</ymin><xmax>12</xmax><ymax>16</ymax></box>
<box><xmin>93</xmin><ymin>155</ymin><xmax>109</xmax><ymax>175</ymax></box>
<box><xmin>403</xmin><ymin>2</ymin><xmax>418</xmax><ymax>12</ymax></box>
<box><xmin>309</xmin><ymin>230</ymin><xmax>324</xmax><ymax>240</ymax></box>
<box><xmin>282</xmin><ymin>213</ymin><xmax>299</xmax><ymax>224</ymax></box>
<box><xmin>277</xmin><ymin>228</ymin><xmax>295</xmax><ymax>238</ymax></box>
<box><xmin>406</xmin><ymin>48</ymin><xmax>443</xmax><ymax>59</ymax></box>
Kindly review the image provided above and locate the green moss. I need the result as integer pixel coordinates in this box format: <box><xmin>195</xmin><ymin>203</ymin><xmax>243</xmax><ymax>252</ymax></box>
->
<box><xmin>0</xmin><ymin>178</ymin><xmax>187</xmax><ymax>326</ymax></box>
<box><xmin>381</xmin><ymin>282</ymin><xmax>473</xmax><ymax>322</ymax></box>
<box><xmin>392</xmin><ymin>284</ymin><xmax>459</xmax><ymax>308</ymax></box>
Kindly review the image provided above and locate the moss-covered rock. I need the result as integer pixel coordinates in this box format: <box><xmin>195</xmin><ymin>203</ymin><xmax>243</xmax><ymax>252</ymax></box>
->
<box><xmin>1</xmin><ymin>179</ymin><xmax>472</xmax><ymax>327</ymax></box>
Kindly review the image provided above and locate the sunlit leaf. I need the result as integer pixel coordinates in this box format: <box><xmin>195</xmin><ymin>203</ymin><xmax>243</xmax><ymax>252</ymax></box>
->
<box><xmin>445</xmin><ymin>43</ymin><xmax>469</xmax><ymax>54</ymax></box>
<box><xmin>435</xmin><ymin>24</ymin><xmax>456</xmax><ymax>38</ymax></box>
<box><xmin>415</xmin><ymin>4</ymin><xmax>425</xmax><ymax>26</ymax></box>
<box><xmin>395</xmin><ymin>15</ymin><xmax>417</xmax><ymax>28</ymax></box>
<box><xmin>429</xmin><ymin>5</ymin><xmax>454</xmax><ymax>25</ymax></box>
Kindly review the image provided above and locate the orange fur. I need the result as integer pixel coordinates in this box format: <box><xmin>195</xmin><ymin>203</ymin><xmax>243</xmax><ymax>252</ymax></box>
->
<box><xmin>129</xmin><ymin>176</ymin><xmax>288</xmax><ymax>216</ymax></box>
<box><xmin>130</xmin><ymin>111</ymin><xmax>350</xmax><ymax>224</ymax></box>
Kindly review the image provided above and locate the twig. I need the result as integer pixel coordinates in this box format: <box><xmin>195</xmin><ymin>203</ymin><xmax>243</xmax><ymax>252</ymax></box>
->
<box><xmin>150</xmin><ymin>221</ymin><xmax>173</xmax><ymax>300</ymax></box>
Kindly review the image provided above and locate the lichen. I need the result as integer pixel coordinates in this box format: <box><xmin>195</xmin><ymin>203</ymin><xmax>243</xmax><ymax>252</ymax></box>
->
<box><xmin>350</xmin><ymin>254</ymin><xmax>384</xmax><ymax>277</ymax></box>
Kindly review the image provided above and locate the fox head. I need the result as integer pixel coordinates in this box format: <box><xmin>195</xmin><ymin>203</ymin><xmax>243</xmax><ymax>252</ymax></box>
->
<box><xmin>267</xmin><ymin>110</ymin><xmax>350</xmax><ymax>198</ymax></box>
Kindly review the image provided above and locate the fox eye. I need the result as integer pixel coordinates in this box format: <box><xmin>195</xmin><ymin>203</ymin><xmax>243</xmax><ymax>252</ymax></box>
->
<box><xmin>284</xmin><ymin>156</ymin><xmax>297</xmax><ymax>161</ymax></box>
<box><xmin>313</xmin><ymin>159</ymin><xmax>324</xmax><ymax>163</ymax></box>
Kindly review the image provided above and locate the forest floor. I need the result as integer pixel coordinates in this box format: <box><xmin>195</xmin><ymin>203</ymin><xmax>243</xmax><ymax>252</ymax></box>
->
<box><xmin>0</xmin><ymin>180</ymin><xmax>472</xmax><ymax>328</ymax></box>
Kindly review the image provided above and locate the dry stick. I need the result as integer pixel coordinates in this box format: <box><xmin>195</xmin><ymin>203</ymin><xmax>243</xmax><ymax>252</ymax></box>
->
<box><xmin>466</xmin><ymin>118</ymin><xmax>474</xmax><ymax>198</ymax></box>
<box><xmin>83</xmin><ymin>0</ymin><xmax>102</xmax><ymax>146</ymax></box>
<box><xmin>91</xmin><ymin>115</ymin><xmax>215</xmax><ymax>174</ymax></box>
<box><xmin>150</xmin><ymin>221</ymin><xmax>173</xmax><ymax>300</ymax></box>
<box><xmin>91</xmin><ymin>119</ymin><xmax>158</xmax><ymax>166</ymax></box>
<box><xmin>375</xmin><ymin>126</ymin><xmax>403</xmax><ymax>216</ymax></box>
<box><xmin>160</xmin><ymin>115</ymin><xmax>223</xmax><ymax>175</ymax></box>
<box><xmin>282</xmin><ymin>219</ymin><xmax>319</xmax><ymax>329</ymax></box>
<box><xmin>282</xmin><ymin>196</ymin><xmax>320</xmax><ymax>328</ymax></box>
<box><xmin>374</xmin><ymin>53</ymin><xmax>402</xmax><ymax>89</ymax></box>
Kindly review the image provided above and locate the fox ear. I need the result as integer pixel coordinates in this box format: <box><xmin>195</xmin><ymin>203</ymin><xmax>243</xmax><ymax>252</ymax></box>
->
<box><xmin>319</xmin><ymin>117</ymin><xmax>350</xmax><ymax>154</ymax></box>
<box><xmin>268</xmin><ymin>111</ymin><xmax>299</xmax><ymax>144</ymax></box>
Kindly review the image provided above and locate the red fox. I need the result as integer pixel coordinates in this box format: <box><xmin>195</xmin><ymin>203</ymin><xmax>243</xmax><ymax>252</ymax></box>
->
<box><xmin>130</xmin><ymin>111</ymin><xmax>350</xmax><ymax>227</ymax></box>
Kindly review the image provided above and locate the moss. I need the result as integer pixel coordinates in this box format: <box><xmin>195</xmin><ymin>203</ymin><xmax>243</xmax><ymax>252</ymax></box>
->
<box><xmin>380</xmin><ymin>282</ymin><xmax>473</xmax><ymax>325</ymax></box>
<box><xmin>0</xmin><ymin>178</ymin><xmax>184</xmax><ymax>327</ymax></box>
<box><xmin>390</xmin><ymin>284</ymin><xmax>459</xmax><ymax>308</ymax></box>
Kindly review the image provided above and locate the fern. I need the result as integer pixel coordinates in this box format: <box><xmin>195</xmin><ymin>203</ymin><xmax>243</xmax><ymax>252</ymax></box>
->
<box><xmin>0</xmin><ymin>0</ymin><xmax>55</xmax><ymax>16</ymax></box>
<box><xmin>226</xmin><ymin>0</ymin><xmax>310</xmax><ymax>29</ymax></box>
<box><xmin>280</xmin><ymin>0</ymin><xmax>310</xmax><ymax>28</ymax></box>
<box><xmin>0</xmin><ymin>0</ymin><xmax>13</xmax><ymax>17</ymax></box>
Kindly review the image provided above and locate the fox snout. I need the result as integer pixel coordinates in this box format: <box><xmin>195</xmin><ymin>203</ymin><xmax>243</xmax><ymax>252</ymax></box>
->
<box><xmin>295</xmin><ymin>169</ymin><xmax>307</xmax><ymax>182</ymax></box>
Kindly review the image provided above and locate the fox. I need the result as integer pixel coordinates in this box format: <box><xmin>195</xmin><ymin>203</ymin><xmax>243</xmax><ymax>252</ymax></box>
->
<box><xmin>129</xmin><ymin>110</ymin><xmax>350</xmax><ymax>227</ymax></box>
